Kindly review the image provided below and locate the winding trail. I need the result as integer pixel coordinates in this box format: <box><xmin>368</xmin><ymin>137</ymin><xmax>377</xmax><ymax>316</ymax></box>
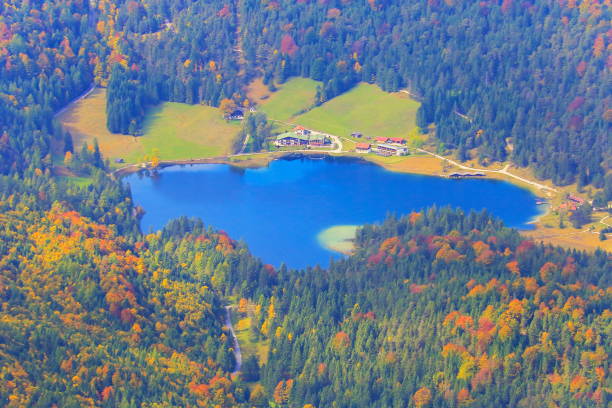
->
<box><xmin>224</xmin><ymin>306</ymin><xmax>242</xmax><ymax>374</ymax></box>
<box><xmin>414</xmin><ymin>148</ymin><xmax>557</xmax><ymax>194</ymax></box>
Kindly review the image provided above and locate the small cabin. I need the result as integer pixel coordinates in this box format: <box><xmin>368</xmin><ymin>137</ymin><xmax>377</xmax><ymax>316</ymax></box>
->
<box><xmin>375</xmin><ymin>137</ymin><xmax>390</xmax><ymax>143</ymax></box>
<box><xmin>351</xmin><ymin>132</ymin><xmax>363</xmax><ymax>138</ymax></box>
<box><xmin>389</xmin><ymin>137</ymin><xmax>406</xmax><ymax>145</ymax></box>
<box><xmin>376</xmin><ymin>143</ymin><xmax>407</xmax><ymax>156</ymax></box>
<box><xmin>225</xmin><ymin>109</ymin><xmax>244</xmax><ymax>120</ymax></box>
<box><xmin>355</xmin><ymin>143</ymin><xmax>371</xmax><ymax>153</ymax></box>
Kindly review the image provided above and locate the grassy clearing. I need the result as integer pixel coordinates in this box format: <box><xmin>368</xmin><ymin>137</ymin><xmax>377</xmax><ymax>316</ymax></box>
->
<box><xmin>293</xmin><ymin>83</ymin><xmax>420</xmax><ymax>140</ymax></box>
<box><xmin>233</xmin><ymin>314</ymin><xmax>270</xmax><ymax>366</ymax></box>
<box><xmin>257</xmin><ymin>77</ymin><xmax>320</xmax><ymax>121</ymax></box>
<box><xmin>58</xmin><ymin>88</ymin><xmax>241</xmax><ymax>165</ymax></box>
<box><xmin>59</xmin><ymin>175</ymin><xmax>94</xmax><ymax>188</ymax></box>
<box><xmin>57</xmin><ymin>88</ymin><xmax>140</xmax><ymax>164</ymax></box>
<box><xmin>367</xmin><ymin>154</ymin><xmax>450</xmax><ymax>176</ymax></box>
<box><xmin>522</xmin><ymin>224</ymin><xmax>611</xmax><ymax>252</ymax></box>
<box><xmin>246</xmin><ymin>77</ymin><xmax>273</xmax><ymax>105</ymax></box>
<box><xmin>136</xmin><ymin>102</ymin><xmax>241</xmax><ymax>162</ymax></box>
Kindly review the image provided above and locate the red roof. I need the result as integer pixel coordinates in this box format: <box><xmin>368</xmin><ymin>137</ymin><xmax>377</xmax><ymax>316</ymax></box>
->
<box><xmin>294</xmin><ymin>125</ymin><xmax>306</xmax><ymax>130</ymax></box>
<box><xmin>356</xmin><ymin>143</ymin><xmax>371</xmax><ymax>149</ymax></box>
<box><xmin>375</xmin><ymin>137</ymin><xmax>389</xmax><ymax>142</ymax></box>
<box><xmin>390</xmin><ymin>137</ymin><xmax>405</xmax><ymax>143</ymax></box>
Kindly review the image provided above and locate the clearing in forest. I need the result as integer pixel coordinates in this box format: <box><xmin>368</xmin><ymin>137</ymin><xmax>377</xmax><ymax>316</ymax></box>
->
<box><xmin>255</xmin><ymin>77</ymin><xmax>320</xmax><ymax>121</ymax></box>
<box><xmin>58</xmin><ymin>88</ymin><xmax>241</xmax><ymax>165</ymax></box>
<box><xmin>293</xmin><ymin>83</ymin><xmax>420</xmax><ymax>139</ymax></box>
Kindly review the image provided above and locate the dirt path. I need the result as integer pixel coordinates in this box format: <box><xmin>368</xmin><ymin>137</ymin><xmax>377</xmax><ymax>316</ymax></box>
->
<box><xmin>414</xmin><ymin>148</ymin><xmax>557</xmax><ymax>194</ymax></box>
<box><xmin>224</xmin><ymin>306</ymin><xmax>242</xmax><ymax>375</ymax></box>
<box><xmin>238</xmin><ymin>134</ymin><xmax>250</xmax><ymax>154</ymax></box>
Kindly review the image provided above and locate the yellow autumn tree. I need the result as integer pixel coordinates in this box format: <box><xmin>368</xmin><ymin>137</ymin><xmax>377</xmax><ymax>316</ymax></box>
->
<box><xmin>150</xmin><ymin>149</ymin><xmax>160</xmax><ymax>169</ymax></box>
<box><xmin>219</xmin><ymin>98</ymin><xmax>237</xmax><ymax>116</ymax></box>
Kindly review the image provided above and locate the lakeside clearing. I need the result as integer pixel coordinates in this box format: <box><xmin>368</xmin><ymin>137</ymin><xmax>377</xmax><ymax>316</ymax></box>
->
<box><xmin>58</xmin><ymin>80</ymin><xmax>608</xmax><ymax>254</ymax></box>
<box><xmin>58</xmin><ymin>88</ymin><xmax>241</xmax><ymax>165</ymax></box>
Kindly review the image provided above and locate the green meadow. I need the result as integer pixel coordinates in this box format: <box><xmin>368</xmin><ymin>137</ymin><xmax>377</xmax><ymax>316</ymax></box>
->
<box><xmin>257</xmin><ymin>77</ymin><xmax>320</xmax><ymax>122</ymax></box>
<box><xmin>293</xmin><ymin>83</ymin><xmax>420</xmax><ymax>139</ymax></box>
<box><xmin>59</xmin><ymin>88</ymin><xmax>241</xmax><ymax>165</ymax></box>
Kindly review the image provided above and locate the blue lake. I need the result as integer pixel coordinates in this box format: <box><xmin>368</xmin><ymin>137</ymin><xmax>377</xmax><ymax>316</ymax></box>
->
<box><xmin>125</xmin><ymin>157</ymin><xmax>541</xmax><ymax>269</ymax></box>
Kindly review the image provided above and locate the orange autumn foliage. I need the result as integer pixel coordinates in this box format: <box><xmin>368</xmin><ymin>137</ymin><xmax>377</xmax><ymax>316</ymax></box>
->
<box><xmin>569</xmin><ymin>375</ymin><xmax>588</xmax><ymax>392</ymax></box>
<box><xmin>441</xmin><ymin>343</ymin><xmax>468</xmax><ymax>358</ymax></box>
<box><xmin>435</xmin><ymin>244</ymin><xmax>464</xmax><ymax>263</ymax></box>
<box><xmin>457</xmin><ymin>388</ymin><xmax>471</xmax><ymax>404</ymax></box>
<box><xmin>413</xmin><ymin>387</ymin><xmax>432</xmax><ymax>407</ymax></box>
<box><xmin>409</xmin><ymin>211</ymin><xmax>423</xmax><ymax>225</ymax></box>
<box><xmin>100</xmin><ymin>385</ymin><xmax>113</xmax><ymax>401</ymax></box>
<box><xmin>332</xmin><ymin>331</ymin><xmax>350</xmax><ymax>350</ymax></box>
<box><xmin>539</xmin><ymin>262</ymin><xmax>558</xmax><ymax>282</ymax></box>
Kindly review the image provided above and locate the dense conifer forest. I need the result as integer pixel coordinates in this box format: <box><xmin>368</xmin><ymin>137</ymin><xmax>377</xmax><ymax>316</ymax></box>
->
<box><xmin>0</xmin><ymin>0</ymin><xmax>610</xmax><ymax>407</ymax></box>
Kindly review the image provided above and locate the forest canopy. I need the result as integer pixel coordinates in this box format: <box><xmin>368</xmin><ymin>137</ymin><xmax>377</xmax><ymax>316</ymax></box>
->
<box><xmin>0</xmin><ymin>0</ymin><xmax>610</xmax><ymax>407</ymax></box>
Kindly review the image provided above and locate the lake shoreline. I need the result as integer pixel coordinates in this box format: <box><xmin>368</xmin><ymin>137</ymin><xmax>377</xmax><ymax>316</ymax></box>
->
<box><xmin>113</xmin><ymin>150</ymin><xmax>550</xmax><ymax>200</ymax></box>
<box><xmin>115</xmin><ymin>151</ymin><xmax>611</xmax><ymax>254</ymax></box>
<box><xmin>125</xmin><ymin>156</ymin><xmax>549</xmax><ymax>265</ymax></box>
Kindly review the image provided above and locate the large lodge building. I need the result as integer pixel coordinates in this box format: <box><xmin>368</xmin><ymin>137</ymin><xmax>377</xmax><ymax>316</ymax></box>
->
<box><xmin>275</xmin><ymin>126</ymin><xmax>329</xmax><ymax>147</ymax></box>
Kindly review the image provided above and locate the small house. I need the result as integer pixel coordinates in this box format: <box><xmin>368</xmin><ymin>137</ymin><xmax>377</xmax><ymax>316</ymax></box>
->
<box><xmin>114</xmin><ymin>158</ymin><xmax>125</xmax><ymax>164</ymax></box>
<box><xmin>375</xmin><ymin>137</ymin><xmax>390</xmax><ymax>143</ymax></box>
<box><xmin>351</xmin><ymin>132</ymin><xmax>363</xmax><ymax>138</ymax></box>
<box><xmin>390</xmin><ymin>137</ymin><xmax>406</xmax><ymax>145</ymax></box>
<box><xmin>376</xmin><ymin>143</ymin><xmax>408</xmax><ymax>156</ymax></box>
<box><xmin>225</xmin><ymin>109</ymin><xmax>244</xmax><ymax>120</ymax></box>
<box><xmin>355</xmin><ymin>143</ymin><xmax>371</xmax><ymax>153</ymax></box>
<box><xmin>293</xmin><ymin>126</ymin><xmax>311</xmax><ymax>136</ymax></box>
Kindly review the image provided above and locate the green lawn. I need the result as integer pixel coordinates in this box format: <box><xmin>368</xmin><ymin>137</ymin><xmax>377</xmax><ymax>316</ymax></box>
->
<box><xmin>293</xmin><ymin>83</ymin><xmax>420</xmax><ymax>140</ymax></box>
<box><xmin>258</xmin><ymin>77</ymin><xmax>320</xmax><ymax>122</ymax></box>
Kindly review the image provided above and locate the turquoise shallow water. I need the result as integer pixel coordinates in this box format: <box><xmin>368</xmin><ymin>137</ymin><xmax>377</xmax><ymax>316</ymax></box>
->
<box><xmin>125</xmin><ymin>157</ymin><xmax>541</xmax><ymax>269</ymax></box>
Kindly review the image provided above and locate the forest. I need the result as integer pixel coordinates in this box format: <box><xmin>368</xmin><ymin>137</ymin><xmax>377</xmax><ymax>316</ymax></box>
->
<box><xmin>2</xmin><ymin>0</ymin><xmax>609</xmax><ymax>186</ymax></box>
<box><xmin>0</xmin><ymin>0</ymin><xmax>611</xmax><ymax>407</ymax></box>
